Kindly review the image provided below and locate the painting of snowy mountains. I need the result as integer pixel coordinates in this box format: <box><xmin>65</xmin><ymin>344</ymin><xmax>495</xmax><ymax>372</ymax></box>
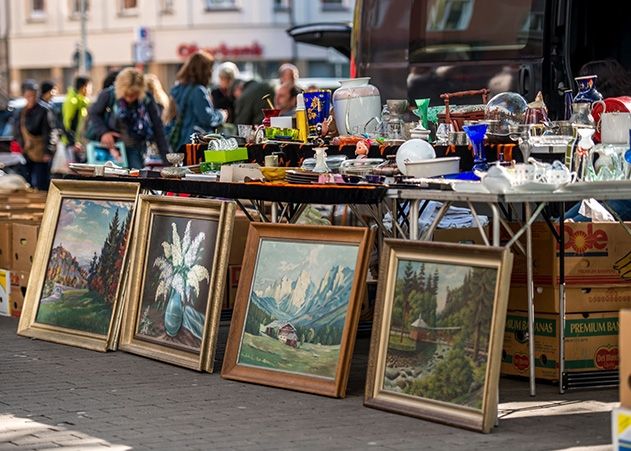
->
<box><xmin>238</xmin><ymin>239</ymin><xmax>360</xmax><ymax>379</ymax></box>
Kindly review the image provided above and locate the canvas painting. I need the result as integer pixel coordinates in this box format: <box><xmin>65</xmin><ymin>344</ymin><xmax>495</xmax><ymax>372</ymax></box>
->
<box><xmin>382</xmin><ymin>260</ymin><xmax>496</xmax><ymax>409</ymax></box>
<box><xmin>365</xmin><ymin>240</ymin><xmax>512</xmax><ymax>433</ymax></box>
<box><xmin>119</xmin><ymin>196</ymin><xmax>235</xmax><ymax>371</ymax></box>
<box><xmin>35</xmin><ymin>198</ymin><xmax>133</xmax><ymax>335</ymax></box>
<box><xmin>222</xmin><ymin>224</ymin><xmax>373</xmax><ymax>397</ymax></box>
<box><xmin>238</xmin><ymin>239</ymin><xmax>359</xmax><ymax>379</ymax></box>
<box><xmin>135</xmin><ymin>214</ymin><xmax>217</xmax><ymax>352</ymax></box>
<box><xmin>18</xmin><ymin>180</ymin><xmax>139</xmax><ymax>352</ymax></box>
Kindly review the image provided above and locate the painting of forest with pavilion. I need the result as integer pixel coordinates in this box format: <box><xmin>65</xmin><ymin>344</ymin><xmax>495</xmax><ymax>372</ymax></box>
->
<box><xmin>34</xmin><ymin>198</ymin><xmax>134</xmax><ymax>335</ymax></box>
<box><xmin>382</xmin><ymin>259</ymin><xmax>498</xmax><ymax>410</ymax></box>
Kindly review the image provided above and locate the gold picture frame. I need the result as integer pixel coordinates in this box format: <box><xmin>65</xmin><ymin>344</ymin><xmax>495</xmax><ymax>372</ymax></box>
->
<box><xmin>118</xmin><ymin>196</ymin><xmax>235</xmax><ymax>372</ymax></box>
<box><xmin>18</xmin><ymin>180</ymin><xmax>140</xmax><ymax>352</ymax></box>
<box><xmin>365</xmin><ymin>240</ymin><xmax>513</xmax><ymax>433</ymax></box>
<box><xmin>222</xmin><ymin>223</ymin><xmax>374</xmax><ymax>398</ymax></box>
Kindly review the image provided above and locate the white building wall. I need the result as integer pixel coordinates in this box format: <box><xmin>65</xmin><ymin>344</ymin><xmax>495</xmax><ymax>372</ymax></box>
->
<box><xmin>7</xmin><ymin>0</ymin><xmax>354</xmax><ymax>96</ymax></box>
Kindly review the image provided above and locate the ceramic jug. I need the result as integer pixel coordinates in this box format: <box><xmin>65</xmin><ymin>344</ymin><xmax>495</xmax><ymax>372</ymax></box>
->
<box><xmin>332</xmin><ymin>78</ymin><xmax>382</xmax><ymax>136</ymax></box>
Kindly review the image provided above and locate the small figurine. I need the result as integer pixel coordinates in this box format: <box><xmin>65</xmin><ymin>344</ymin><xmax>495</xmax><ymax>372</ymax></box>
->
<box><xmin>355</xmin><ymin>139</ymin><xmax>371</xmax><ymax>159</ymax></box>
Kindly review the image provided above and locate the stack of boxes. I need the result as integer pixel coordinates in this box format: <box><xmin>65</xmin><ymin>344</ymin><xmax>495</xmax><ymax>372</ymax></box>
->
<box><xmin>613</xmin><ymin>310</ymin><xmax>630</xmax><ymax>450</ymax></box>
<box><xmin>502</xmin><ymin>222</ymin><xmax>631</xmax><ymax>381</ymax></box>
<box><xmin>0</xmin><ymin>190</ymin><xmax>47</xmax><ymax>318</ymax></box>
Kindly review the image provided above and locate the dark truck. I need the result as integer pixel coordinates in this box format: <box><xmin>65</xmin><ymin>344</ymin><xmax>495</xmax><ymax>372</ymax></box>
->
<box><xmin>289</xmin><ymin>0</ymin><xmax>631</xmax><ymax>118</ymax></box>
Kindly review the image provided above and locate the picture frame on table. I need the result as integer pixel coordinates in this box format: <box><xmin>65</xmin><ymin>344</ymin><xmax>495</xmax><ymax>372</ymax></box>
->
<box><xmin>221</xmin><ymin>223</ymin><xmax>374</xmax><ymax>398</ymax></box>
<box><xmin>118</xmin><ymin>196</ymin><xmax>235</xmax><ymax>372</ymax></box>
<box><xmin>364</xmin><ymin>240</ymin><xmax>513</xmax><ymax>433</ymax></box>
<box><xmin>86</xmin><ymin>141</ymin><xmax>128</xmax><ymax>168</ymax></box>
<box><xmin>18</xmin><ymin>180</ymin><xmax>140</xmax><ymax>352</ymax></box>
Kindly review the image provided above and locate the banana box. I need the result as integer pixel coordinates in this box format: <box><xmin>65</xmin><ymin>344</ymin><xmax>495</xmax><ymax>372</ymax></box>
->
<box><xmin>509</xmin><ymin>284</ymin><xmax>631</xmax><ymax>313</ymax></box>
<box><xmin>510</xmin><ymin>222</ymin><xmax>631</xmax><ymax>286</ymax></box>
<box><xmin>502</xmin><ymin>310</ymin><xmax>619</xmax><ymax>381</ymax></box>
<box><xmin>613</xmin><ymin>407</ymin><xmax>631</xmax><ymax>451</ymax></box>
<box><xmin>0</xmin><ymin>269</ymin><xmax>10</xmax><ymax>316</ymax></box>
<box><xmin>0</xmin><ymin>220</ymin><xmax>11</xmax><ymax>269</ymax></box>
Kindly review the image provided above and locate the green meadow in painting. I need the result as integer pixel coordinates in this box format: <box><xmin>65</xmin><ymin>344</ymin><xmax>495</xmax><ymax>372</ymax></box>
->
<box><xmin>383</xmin><ymin>260</ymin><xmax>498</xmax><ymax>410</ymax></box>
<box><xmin>36</xmin><ymin>198</ymin><xmax>133</xmax><ymax>335</ymax></box>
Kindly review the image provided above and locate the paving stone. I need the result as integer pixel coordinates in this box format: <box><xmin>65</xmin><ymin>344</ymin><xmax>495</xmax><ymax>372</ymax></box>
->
<box><xmin>0</xmin><ymin>316</ymin><xmax>620</xmax><ymax>450</ymax></box>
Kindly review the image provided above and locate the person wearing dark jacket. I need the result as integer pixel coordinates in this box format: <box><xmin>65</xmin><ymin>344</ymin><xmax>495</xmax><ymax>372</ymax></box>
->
<box><xmin>88</xmin><ymin>68</ymin><xmax>168</xmax><ymax>168</ymax></box>
<box><xmin>232</xmin><ymin>79</ymin><xmax>274</xmax><ymax>126</ymax></box>
<box><xmin>17</xmin><ymin>81</ymin><xmax>59</xmax><ymax>190</ymax></box>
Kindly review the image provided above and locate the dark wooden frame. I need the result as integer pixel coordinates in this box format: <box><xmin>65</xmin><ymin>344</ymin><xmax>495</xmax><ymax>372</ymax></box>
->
<box><xmin>221</xmin><ymin>223</ymin><xmax>374</xmax><ymax>398</ymax></box>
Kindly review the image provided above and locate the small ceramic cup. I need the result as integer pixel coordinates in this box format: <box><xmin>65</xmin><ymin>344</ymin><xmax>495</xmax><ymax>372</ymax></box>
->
<box><xmin>264</xmin><ymin>155</ymin><xmax>279</xmax><ymax>167</ymax></box>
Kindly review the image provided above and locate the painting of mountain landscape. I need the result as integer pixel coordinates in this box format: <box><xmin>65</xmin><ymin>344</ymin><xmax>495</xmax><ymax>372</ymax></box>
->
<box><xmin>238</xmin><ymin>239</ymin><xmax>359</xmax><ymax>379</ymax></box>
<box><xmin>35</xmin><ymin>198</ymin><xmax>133</xmax><ymax>335</ymax></box>
<box><xmin>135</xmin><ymin>215</ymin><xmax>217</xmax><ymax>353</ymax></box>
<box><xmin>382</xmin><ymin>260</ymin><xmax>498</xmax><ymax>410</ymax></box>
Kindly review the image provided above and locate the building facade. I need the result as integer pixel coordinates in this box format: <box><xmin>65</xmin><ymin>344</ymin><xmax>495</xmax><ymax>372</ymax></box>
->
<box><xmin>7</xmin><ymin>0</ymin><xmax>353</xmax><ymax>96</ymax></box>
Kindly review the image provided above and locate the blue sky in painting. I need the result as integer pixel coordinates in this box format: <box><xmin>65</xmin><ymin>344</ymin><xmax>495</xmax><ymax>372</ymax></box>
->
<box><xmin>53</xmin><ymin>198</ymin><xmax>131</xmax><ymax>268</ymax></box>
<box><xmin>252</xmin><ymin>239</ymin><xmax>358</xmax><ymax>292</ymax></box>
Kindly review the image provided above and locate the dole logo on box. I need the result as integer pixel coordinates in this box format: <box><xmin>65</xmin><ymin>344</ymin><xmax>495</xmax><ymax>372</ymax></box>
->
<box><xmin>560</xmin><ymin>224</ymin><xmax>608</xmax><ymax>255</ymax></box>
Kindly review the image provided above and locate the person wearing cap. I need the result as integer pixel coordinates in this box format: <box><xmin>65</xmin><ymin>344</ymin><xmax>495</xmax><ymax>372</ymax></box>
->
<box><xmin>17</xmin><ymin>80</ymin><xmax>59</xmax><ymax>190</ymax></box>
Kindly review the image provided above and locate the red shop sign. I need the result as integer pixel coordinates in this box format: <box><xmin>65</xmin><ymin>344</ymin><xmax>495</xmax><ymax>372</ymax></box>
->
<box><xmin>177</xmin><ymin>42</ymin><xmax>264</xmax><ymax>60</ymax></box>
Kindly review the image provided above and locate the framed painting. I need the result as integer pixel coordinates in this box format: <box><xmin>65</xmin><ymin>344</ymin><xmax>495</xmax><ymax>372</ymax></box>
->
<box><xmin>18</xmin><ymin>180</ymin><xmax>139</xmax><ymax>351</ymax></box>
<box><xmin>364</xmin><ymin>240</ymin><xmax>513</xmax><ymax>433</ymax></box>
<box><xmin>118</xmin><ymin>196</ymin><xmax>235</xmax><ymax>372</ymax></box>
<box><xmin>222</xmin><ymin>223</ymin><xmax>374</xmax><ymax>398</ymax></box>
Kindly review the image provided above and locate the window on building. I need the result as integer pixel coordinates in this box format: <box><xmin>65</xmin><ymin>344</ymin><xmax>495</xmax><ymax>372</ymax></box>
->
<box><xmin>321</xmin><ymin>0</ymin><xmax>346</xmax><ymax>11</ymax></box>
<box><xmin>160</xmin><ymin>0</ymin><xmax>174</xmax><ymax>14</ymax></box>
<box><xmin>29</xmin><ymin>0</ymin><xmax>46</xmax><ymax>19</ymax></box>
<box><xmin>119</xmin><ymin>0</ymin><xmax>138</xmax><ymax>15</ymax></box>
<box><xmin>204</xmin><ymin>0</ymin><xmax>237</xmax><ymax>10</ymax></box>
<box><xmin>274</xmin><ymin>0</ymin><xmax>289</xmax><ymax>10</ymax></box>
<box><xmin>70</xmin><ymin>0</ymin><xmax>89</xmax><ymax>17</ymax></box>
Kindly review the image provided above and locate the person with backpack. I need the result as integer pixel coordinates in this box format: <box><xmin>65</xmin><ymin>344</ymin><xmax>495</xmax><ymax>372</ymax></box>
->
<box><xmin>167</xmin><ymin>51</ymin><xmax>226</xmax><ymax>151</ymax></box>
<box><xmin>87</xmin><ymin>67</ymin><xmax>168</xmax><ymax>169</ymax></box>
<box><xmin>17</xmin><ymin>80</ymin><xmax>61</xmax><ymax>190</ymax></box>
<box><xmin>62</xmin><ymin>75</ymin><xmax>91</xmax><ymax>162</ymax></box>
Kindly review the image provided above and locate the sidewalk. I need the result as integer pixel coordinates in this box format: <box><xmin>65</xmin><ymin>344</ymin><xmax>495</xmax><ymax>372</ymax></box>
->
<box><xmin>0</xmin><ymin>315</ymin><xmax>617</xmax><ymax>451</ymax></box>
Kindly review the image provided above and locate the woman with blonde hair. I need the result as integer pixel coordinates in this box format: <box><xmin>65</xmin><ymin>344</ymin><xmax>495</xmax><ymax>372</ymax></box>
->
<box><xmin>87</xmin><ymin>67</ymin><xmax>168</xmax><ymax>168</ymax></box>
<box><xmin>168</xmin><ymin>51</ymin><xmax>226</xmax><ymax>151</ymax></box>
<box><xmin>144</xmin><ymin>73</ymin><xmax>171</xmax><ymax>123</ymax></box>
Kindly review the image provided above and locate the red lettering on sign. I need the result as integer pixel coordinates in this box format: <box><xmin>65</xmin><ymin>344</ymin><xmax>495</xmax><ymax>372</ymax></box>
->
<box><xmin>561</xmin><ymin>224</ymin><xmax>608</xmax><ymax>254</ymax></box>
<box><xmin>177</xmin><ymin>42</ymin><xmax>263</xmax><ymax>60</ymax></box>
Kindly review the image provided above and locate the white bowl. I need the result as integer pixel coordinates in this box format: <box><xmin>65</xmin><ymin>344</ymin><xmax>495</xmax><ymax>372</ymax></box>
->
<box><xmin>396</xmin><ymin>139</ymin><xmax>436</xmax><ymax>175</ymax></box>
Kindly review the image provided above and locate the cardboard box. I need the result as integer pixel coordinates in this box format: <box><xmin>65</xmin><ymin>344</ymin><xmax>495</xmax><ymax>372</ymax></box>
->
<box><xmin>509</xmin><ymin>284</ymin><xmax>631</xmax><ymax>314</ymax></box>
<box><xmin>9</xmin><ymin>285</ymin><xmax>25</xmax><ymax>317</ymax></box>
<box><xmin>612</xmin><ymin>407</ymin><xmax>631</xmax><ymax>451</ymax></box>
<box><xmin>511</xmin><ymin>222</ymin><xmax>631</xmax><ymax>286</ymax></box>
<box><xmin>0</xmin><ymin>269</ymin><xmax>10</xmax><ymax>317</ymax></box>
<box><xmin>621</xmin><ymin>310</ymin><xmax>631</xmax><ymax>409</ymax></box>
<box><xmin>11</xmin><ymin>221</ymin><xmax>40</xmax><ymax>272</ymax></box>
<box><xmin>9</xmin><ymin>270</ymin><xmax>29</xmax><ymax>289</ymax></box>
<box><xmin>0</xmin><ymin>220</ymin><xmax>11</xmax><ymax>269</ymax></box>
<box><xmin>502</xmin><ymin>310</ymin><xmax>619</xmax><ymax>381</ymax></box>
<box><xmin>223</xmin><ymin>211</ymin><xmax>255</xmax><ymax>310</ymax></box>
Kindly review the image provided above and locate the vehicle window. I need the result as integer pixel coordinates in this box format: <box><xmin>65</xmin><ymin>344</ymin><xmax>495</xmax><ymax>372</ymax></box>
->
<box><xmin>410</xmin><ymin>0</ymin><xmax>546</xmax><ymax>63</ymax></box>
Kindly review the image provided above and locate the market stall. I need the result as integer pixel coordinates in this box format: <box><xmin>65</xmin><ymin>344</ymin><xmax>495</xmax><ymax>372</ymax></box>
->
<box><xmin>3</xmin><ymin>74</ymin><xmax>631</xmax><ymax>434</ymax></box>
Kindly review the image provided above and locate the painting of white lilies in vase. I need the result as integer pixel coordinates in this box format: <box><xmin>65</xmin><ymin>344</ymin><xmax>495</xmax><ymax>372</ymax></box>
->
<box><xmin>119</xmin><ymin>196</ymin><xmax>235</xmax><ymax>371</ymax></box>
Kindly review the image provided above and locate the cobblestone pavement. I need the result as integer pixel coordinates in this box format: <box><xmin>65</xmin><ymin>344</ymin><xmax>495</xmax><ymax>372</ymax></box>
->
<box><xmin>0</xmin><ymin>316</ymin><xmax>617</xmax><ymax>451</ymax></box>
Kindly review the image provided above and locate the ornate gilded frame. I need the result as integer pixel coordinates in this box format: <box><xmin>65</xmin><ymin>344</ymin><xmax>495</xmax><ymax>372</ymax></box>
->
<box><xmin>18</xmin><ymin>180</ymin><xmax>140</xmax><ymax>352</ymax></box>
<box><xmin>365</xmin><ymin>240</ymin><xmax>513</xmax><ymax>433</ymax></box>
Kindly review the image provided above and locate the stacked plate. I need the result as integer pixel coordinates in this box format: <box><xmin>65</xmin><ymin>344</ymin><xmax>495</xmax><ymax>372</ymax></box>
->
<box><xmin>285</xmin><ymin>170</ymin><xmax>320</xmax><ymax>184</ymax></box>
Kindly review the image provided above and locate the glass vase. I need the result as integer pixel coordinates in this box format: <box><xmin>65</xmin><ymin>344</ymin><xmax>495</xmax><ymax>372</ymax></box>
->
<box><xmin>463</xmin><ymin>123</ymin><xmax>489</xmax><ymax>172</ymax></box>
